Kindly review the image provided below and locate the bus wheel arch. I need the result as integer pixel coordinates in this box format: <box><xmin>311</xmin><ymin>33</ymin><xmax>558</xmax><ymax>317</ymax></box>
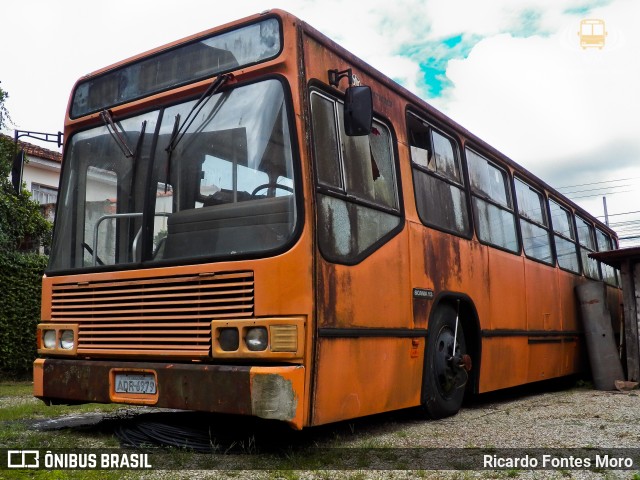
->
<box><xmin>421</xmin><ymin>294</ymin><xmax>480</xmax><ymax>419</ymax></box>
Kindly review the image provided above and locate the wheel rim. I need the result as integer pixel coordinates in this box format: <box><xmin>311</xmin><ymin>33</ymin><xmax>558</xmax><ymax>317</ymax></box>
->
<box><xmin>433</xmin><ymin>326</ymin><xmax>461</xmax><ymax>399</ymax></box>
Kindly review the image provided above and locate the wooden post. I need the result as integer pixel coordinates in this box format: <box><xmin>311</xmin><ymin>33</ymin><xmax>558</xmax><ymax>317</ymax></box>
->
<box><xmin>622</xmin><ymin>260</ymin><xmax>640</xmax><ymax>381</ymax></box>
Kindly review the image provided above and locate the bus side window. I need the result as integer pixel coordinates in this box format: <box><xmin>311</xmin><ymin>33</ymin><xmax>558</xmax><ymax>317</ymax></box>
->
<box><xmin>576</xmin><ymin>216</ymin><xmax>600</xmax><ymax>279</ymax></box>
<box><xmin>596</xmin><ymin>228</ymin><xmax>619</xmax><ymax>286</ymax></box>
<box><xmin>549</xmin><ymin>199</ymin><xmax>580</xmax><ymax>273</ymax></box>
<box><xmin>467</xmin><ymin>148</ymin><xmax>518</xmax><ymax>253</ymax></box>
<box><xmin>311</xmin><ymin>92</ymin><xmax>344</xmax><ymax>190</ymax></box>
<box><xmin>408</xmin><ymin>113</ymin><xmax>470</xmax><ymax>236</ymax></box>
<box><xmin>515</xmin><ymin>178</ymin><xmax>553</xmax><ymax>264</ymax></box>
<box><xmin>310</xmin><ymin>90</ymin><xmax>401</xmax><ymax>263</ymax></box>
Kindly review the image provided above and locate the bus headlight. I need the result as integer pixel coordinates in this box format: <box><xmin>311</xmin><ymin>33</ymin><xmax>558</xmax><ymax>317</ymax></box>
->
<box><xmin>60</xmin><ymin>330</ymin><xmax>75</xmax><ymax>350</ymax></box>
<box><xmin>43</xmin><ymin>330</ymin><xmax>57</xmax><ymax>349</ymax></box>
<box><xmin>218</xmin><ymin>328</ymin><xmax>239</xmax><ymax>351</ymax></box>
<box><xmin>245</xmin><ymin>327</ymin><xmax>268</xmax><ymax>351</ymax></box>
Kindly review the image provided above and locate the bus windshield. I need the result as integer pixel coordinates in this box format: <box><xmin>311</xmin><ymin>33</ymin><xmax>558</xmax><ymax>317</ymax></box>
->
<box><xmin>48</xmin><ymin>79</ymin><xmax>297</xmax><ymax>272</ymax></box>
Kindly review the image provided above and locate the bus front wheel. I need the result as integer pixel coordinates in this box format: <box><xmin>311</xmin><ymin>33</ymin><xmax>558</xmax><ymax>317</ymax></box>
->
<box><xmin>423</xmin><ymin>304</ymin><xmax>469</xmax><ymax>419</ymax></box>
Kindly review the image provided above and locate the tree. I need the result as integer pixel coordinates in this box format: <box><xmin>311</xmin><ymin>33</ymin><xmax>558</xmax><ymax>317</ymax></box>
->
<box><xmin>0</xmin><ymin>82</ymin><xmax>12</xmax><ymax>131</ymax></box>
<box><xmin>0</xmin><ymin>83</ymin><xmax>51</xmax><ymax>378</ymax></box>
<box><xmin>0</xmin><ymin>84</ymin><xmax>52</xmax><ymax>251</ymax></box>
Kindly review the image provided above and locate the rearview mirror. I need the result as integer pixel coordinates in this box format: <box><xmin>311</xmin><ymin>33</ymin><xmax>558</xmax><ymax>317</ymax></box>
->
<box><xmin>344</xmin><ymin>86</ymin><xmax>372</xmax><ymax>136</ymax></box>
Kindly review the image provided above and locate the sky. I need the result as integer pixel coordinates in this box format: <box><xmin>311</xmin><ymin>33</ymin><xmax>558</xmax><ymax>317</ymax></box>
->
<box><xmin>2</xmin><ymin>0</ymin><xmax>639</xmax><ymax>244</ymax></box>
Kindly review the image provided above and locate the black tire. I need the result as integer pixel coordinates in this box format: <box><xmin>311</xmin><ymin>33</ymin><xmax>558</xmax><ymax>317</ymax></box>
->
<box><xmin>423</xmin><ymin>304</ymin><xmax>468</xmax><ymax>419</ymax></box>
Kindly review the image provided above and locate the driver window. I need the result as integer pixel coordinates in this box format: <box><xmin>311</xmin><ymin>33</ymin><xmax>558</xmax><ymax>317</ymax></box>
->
<box><xmin>311</xmin><ymin>89</ymin><xmax>401</xmax><ymax>263</ymax></box>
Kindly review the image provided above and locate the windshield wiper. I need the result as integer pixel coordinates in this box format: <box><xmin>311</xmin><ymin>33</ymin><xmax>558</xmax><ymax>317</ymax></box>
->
<box><xmin>164</xmin><ymin>73</ymin><xmax>233</xmax><ymax>191</ymax></box>
<box><xmin>100</xmin><ymin>109</ymin><xmax>136</xmax><ymax>158</ymax></box>
<box><xmin>165</xmin><ymin>73</ymin><xmax>233</xmax><ymax>154</ymax></box>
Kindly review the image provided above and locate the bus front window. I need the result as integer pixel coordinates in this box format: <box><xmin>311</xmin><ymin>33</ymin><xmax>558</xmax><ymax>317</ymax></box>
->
<box><xmin>48</xmin><ymin>79</ymin><xmax>298</xmax><ymax>272</ymax></box>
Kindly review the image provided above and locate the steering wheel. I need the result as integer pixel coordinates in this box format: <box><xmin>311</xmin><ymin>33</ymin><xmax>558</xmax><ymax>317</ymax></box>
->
<box><xmin>250</xmin><ymin>183</ymin><xmax>294</xmax><ymax>197</ymax></box>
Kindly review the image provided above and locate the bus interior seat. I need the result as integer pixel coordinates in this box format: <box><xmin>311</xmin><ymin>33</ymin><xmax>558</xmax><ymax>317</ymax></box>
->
<box><xmin>162</xmin><ymin>195</ymin><xmax>294</xmax><ymax>259</ymax></box>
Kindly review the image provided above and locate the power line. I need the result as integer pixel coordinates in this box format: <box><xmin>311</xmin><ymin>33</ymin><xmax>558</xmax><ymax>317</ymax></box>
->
<box><xmin>555</xmin><ymin>176</ymin><xmax>640</xmax><ymax>191</ymax></box>
<box><xmin>568</xmin><ymin>190</ymin><xmax>632</xmax><ymax>200</ymax></box>
<box><xmin>562</xmin><ymin>184</ymin><xmax>633</xmax><ymax>195</ymax></box>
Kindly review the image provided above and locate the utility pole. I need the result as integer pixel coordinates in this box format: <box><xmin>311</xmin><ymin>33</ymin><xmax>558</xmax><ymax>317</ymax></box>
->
<box><xmin>603</xmin><ymin>195</ymin><xmax>609</xmax><ymax>226</ymax></box>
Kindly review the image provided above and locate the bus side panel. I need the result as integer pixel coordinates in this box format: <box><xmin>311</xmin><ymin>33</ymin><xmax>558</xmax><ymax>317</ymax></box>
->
<box><xmin>485</xmin><ymin>249</ymin><xmax>526</xmax><ymax>331</ymax></box>
<box><xmin>315</xmin><ymin>234</ymin><xmax>411</xmax><ymax>330</ymax></box>
<box><xmin>312</xmin><ymin>231</ymin><xmax>417</xmax><ymax>425</ymax></box>
<box><xmin>412</xmin><ymin>225</ymin><xmax>489</xmax><ymax>308</ymax></box>
<box><xmin>557</xmin><ymin>270</ymin><xmax>588</xmax><ymax>376</ymax></box>
<box><xmin>409</xmin><ymin>224</ymin><xmax>533</xmax><ymax>393</ymax></box>
<box><xmin>480</xmin><ymin>249</ymin><xmax>529</xmax><ymax>392</ymax></box>
<box><xmin>557</xmin><ymin>270</ymin><xmax>583</xmax><ymax>331</ymax></box>
<box><xmin>480</xmin><ymin>337</ymin><xmax>529</xmax><ymax>391</ymax></box>
<box><xmin>525</xmin><ymin>261</ymin><xmax>563</xmax><ymax>382</ymax></box>
<box><xmin>311</xmin><ymin>337</ymin><xmax>424</xmax><ymax>425</ymax></box>
<box><xmin>525</xmin><ymin>261</ymin><xmax>561</xmax><ymax>331</ymax></box>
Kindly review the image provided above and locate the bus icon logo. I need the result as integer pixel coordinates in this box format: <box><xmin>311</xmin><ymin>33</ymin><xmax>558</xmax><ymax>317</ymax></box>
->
<box><xmin>578</xmin><ymin>19</ymin><xmax>607</xmax><ymax>49</ymax></box>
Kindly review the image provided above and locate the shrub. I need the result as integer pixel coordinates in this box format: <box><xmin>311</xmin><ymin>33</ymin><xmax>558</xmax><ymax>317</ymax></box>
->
<box><xmin>0</xmin><ymin>250</ymin><xmax>47</xmax><ymax>379</ymax></box>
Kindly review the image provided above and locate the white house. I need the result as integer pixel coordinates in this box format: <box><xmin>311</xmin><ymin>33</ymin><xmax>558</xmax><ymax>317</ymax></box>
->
<box><xmin>2</xmin><ymin>134</ymin><xmax>62</xmax><ymax>219</ymax></box>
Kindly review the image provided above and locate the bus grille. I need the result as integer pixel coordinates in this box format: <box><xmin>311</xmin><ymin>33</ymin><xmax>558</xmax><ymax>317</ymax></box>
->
<box><xmin>50</xmin><ymin>271</ymin><xmax>254</xmax><ymax>357</ymax></box>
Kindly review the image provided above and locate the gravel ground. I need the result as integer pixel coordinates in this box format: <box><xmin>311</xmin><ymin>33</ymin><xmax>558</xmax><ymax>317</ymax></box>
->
<box><xmin>22</xmin><ymin>383</ymin><xmax>640</xmax><ymax>479</ymax></box>
<box><xmin>127</xmin><ymin>385</ymin><xmax>640</xmax><ymax>479</ymax></box>
<box><xmin>371</xmin><ymin>387</ymin><xmax>640</xmax><ymax>449</ymax></box>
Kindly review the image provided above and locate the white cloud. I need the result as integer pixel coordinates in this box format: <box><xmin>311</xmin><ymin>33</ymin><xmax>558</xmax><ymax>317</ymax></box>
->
<box><xmin>432</xmin><ymin>0</ymin><xmax>640</xmax><ymax>217</ymax></box>
<box><xmin>2</xmin><ymin>0</ymin><xmax>639</xmax><ymax>228</ymax></box>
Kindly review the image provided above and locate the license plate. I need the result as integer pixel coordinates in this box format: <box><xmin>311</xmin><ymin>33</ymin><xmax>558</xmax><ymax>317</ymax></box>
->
<box><xmin>114</xmin><ymin>373</ymin><xmax>157</xmax><ymax>394</ymax></box>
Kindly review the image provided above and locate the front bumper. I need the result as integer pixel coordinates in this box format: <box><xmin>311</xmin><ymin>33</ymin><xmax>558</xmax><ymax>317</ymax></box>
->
<box><xmin>33</xmin><ymin>358</ymin><xmax>305</xmax><ymax>429</ymax></box>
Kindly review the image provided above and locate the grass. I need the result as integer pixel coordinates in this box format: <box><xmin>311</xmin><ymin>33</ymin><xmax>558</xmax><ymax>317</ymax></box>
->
<box><xmin>0</xmin><ymin>381</ymin><xmax>128</xmax><ymax>454</ymax></box>
<box><xmin>0</xmin><ymin>383</ymin><xmax>138</xmax><ymax>479</ymax></box>
<box><xmin>0</xmin><ymin>381</ymin><xmax>33</xmax><ymax>397</ymax></box>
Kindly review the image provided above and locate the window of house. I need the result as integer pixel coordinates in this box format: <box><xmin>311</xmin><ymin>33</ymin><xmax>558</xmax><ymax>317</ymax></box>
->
<box><xmin>31</xmin><ymin>183</ymin><xmax>58</xmax><ymax>205</ymax></box>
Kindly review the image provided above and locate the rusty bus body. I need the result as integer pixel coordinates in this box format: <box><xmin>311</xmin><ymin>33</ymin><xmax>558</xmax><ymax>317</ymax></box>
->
<box><xmin>34</xmin><ymin>10</ymin><xmax>620</xmax><ymax>429</ymax></box>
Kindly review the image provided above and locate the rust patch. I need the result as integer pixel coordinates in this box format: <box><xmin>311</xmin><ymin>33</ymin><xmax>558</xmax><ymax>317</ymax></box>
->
<box><xmin>422</xmin><ymin>232</ymin><xmax>463</xmax><ymax>292</ymax></box>
<box><xmin>412</xmin><ymin>296</ymin><xmax>429</xmax><ymax>329</ymax></box>
<box><xmin>317</xmin><ymin>261</ymin><xmax>352</xmax><ymax>327</ymax></box>
<box><xmin>251</xmin><ymin>374</ymin><xmax>297</xmax><ymax>421</ymax></box>
<box><xmin>39</xmin><ymin>359</ymin><xmax>253</xmax><ymax>415</ymax></box>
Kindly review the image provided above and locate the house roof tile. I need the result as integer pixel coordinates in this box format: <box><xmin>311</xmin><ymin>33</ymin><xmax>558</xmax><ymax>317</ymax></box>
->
<box><xmin>1</xmin><ymin>133</ymin><xmax>62</xmax><ymax>163</ymax></box>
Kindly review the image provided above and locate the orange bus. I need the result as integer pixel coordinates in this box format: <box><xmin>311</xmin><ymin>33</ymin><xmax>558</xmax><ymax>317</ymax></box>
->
<box><xmin>34</xmin><ymin>9</ymin><xmax>621</xmax><ymax>429</ymax></box>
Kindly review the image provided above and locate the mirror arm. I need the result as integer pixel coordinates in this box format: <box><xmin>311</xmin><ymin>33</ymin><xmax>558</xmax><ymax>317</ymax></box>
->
<box><xmin>328</xmin><ymin>68</ymin><xmax>354</xmax><ymax>88</ymax></box>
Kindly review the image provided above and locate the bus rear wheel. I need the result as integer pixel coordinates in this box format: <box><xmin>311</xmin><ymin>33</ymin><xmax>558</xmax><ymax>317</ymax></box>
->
<box><xmin>423</xmin><ymin>304</ymin><xmax>469</xmax><ymax>419</ymax></box>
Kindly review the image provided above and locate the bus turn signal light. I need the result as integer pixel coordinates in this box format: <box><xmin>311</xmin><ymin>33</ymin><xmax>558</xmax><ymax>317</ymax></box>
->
<box><xmin>270</xmin><ymin>325</ymin><xmax>298</xmax><ymax>352</ymax></box>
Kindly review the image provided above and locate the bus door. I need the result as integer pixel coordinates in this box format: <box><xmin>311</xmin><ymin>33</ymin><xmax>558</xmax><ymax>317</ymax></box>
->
<box><xmin>307</xmin><ymin>87</ymin><xmax>417</xmax><ymax>425</ymax></box>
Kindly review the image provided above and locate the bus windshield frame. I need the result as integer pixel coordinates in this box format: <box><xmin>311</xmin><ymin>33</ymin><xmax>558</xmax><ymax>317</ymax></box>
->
<box><xmin>48</xmin><ymin>77</ymin><xmax>301</xmax><ymax>274</ymax></box>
